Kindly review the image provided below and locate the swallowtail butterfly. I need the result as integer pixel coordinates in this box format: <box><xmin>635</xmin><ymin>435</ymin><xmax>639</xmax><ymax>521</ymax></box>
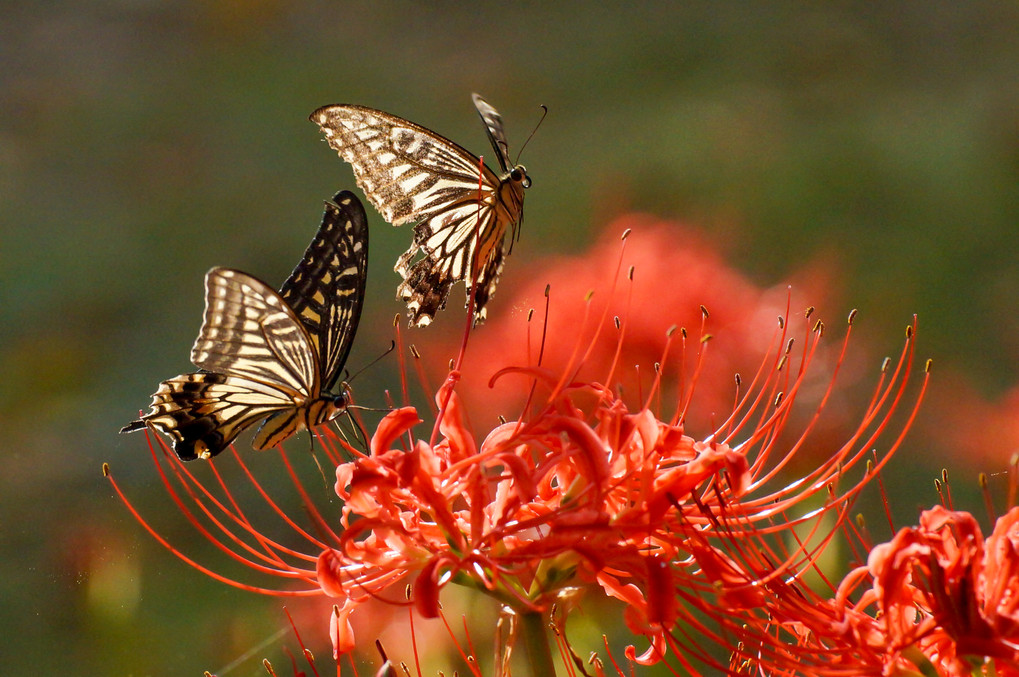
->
<box><xmin>310</xmin><ymin>94</ymin><xmax>529</xmax><ymax>326</ymax></box>
<box><xmin>121</xmin><ymin>191</ymin><xmax>369</xmax><ymax>461</ymax></box>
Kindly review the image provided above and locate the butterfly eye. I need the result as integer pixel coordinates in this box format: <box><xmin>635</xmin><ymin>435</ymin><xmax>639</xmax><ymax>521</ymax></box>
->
<box><xmin>511</xmin><ymin>166</ymin><xmax>531</xmax><ymax>188</ymax></box>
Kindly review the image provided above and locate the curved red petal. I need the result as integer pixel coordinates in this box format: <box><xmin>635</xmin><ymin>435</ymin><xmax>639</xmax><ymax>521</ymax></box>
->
<box><xmin>370</xmin><ymin>407</ymin><xmax>422</xmax><ymax>457</ymax></box>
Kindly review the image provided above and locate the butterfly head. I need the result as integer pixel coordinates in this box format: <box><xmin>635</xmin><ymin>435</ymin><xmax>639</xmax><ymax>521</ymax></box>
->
<box><xmin>329</xmin><ymin>392</ymin><xmax>349</xmax><ymax>412</ymax></box>
<box><xmin>316</xmin><ymin>392</ymin><xmax>351</xmax><ymax>433</ymax></box>
<box><xmin>510</xmin><ymin>164</ymin><xmax>531</xmax><ymax>189</ymax></box>
<box><xmin>314</xmin><ymin>388</ymin><xmax>350</xmax><ymax>426</ymax></box>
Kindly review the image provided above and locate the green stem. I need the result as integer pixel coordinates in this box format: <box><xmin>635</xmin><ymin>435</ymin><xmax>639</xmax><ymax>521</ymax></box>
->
<box><xmin>519</xmin><ymin>611</ymin><xmax>556</xmax><ymax>677</ymax></box>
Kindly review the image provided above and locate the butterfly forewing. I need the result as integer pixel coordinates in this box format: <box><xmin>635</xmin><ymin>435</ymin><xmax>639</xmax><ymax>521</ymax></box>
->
<box><xmin>471</xmin><ymin>93</ymin><xmax>513</xmax><ymax>174</ymax></box>
<box><xmin>138</xmin><ymin>373</ymin><xmax>298</xmax><ymax>461</ymax></box>
<box><xmin>311</xmin><ymin>107</ymin><xmax>482</xmax><ymax>221</ymax></box>
<box><xmin>278</xmin><ymin>190</ymin><xmax>369</xmax><ymax>391</ymax></box>
<box><xmin>311</xmin><ymin>94</ymin><xmax>529</xmax><ymax>326</ymax></box>
<box><xmin>192</xmin><ymin>269</ymin><xmax>319</xmax><ymax>393</ymax></box>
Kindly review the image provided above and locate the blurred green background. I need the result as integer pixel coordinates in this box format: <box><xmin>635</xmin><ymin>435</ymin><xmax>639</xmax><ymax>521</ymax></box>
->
<box><xmin>3</xmin><ymin>2</ymin><xmax>1019</xmax><ymax>675</ymax></box>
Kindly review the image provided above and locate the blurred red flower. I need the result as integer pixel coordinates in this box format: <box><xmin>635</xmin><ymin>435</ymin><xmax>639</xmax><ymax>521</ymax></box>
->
<box><xmin>414</xmin><ymin>213</ymin><xmax>845</xmax><ymax>435</ymax></box>
<box><xmin>925</xmin><ymin>371</ymin><xmax>1019</xmax><ymax>470</ymax></box>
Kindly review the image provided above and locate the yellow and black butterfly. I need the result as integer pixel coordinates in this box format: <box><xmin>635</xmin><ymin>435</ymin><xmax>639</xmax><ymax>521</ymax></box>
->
<box><xmin>310</xmin><ymin>94</ymin><xmax>530</xmax><ymax>327</ymax></box>
<box><xmin>121</xmin><ymin>191</ymin><xmax>369</xmax><ymax>461</ymax></box>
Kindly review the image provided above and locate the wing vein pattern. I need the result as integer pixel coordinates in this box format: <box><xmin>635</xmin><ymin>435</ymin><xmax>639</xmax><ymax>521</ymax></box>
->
<box><xmin>311</xmin><ymin>94</ymin><xmax>529</xmax><ymax>325</ymax></box>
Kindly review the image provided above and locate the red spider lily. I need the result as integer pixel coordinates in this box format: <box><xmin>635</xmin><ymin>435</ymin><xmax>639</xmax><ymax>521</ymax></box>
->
<box><xmin>314</xmin><ymin>293</ymin><xmax>926</xmax><ymax>669</ymax></box>
<box><xmin>109</xmin><ymin>222</ymin><xmax>933</xmax><ymax>675</ymax></box>
<box><xmin>665</xmin><ymin>460</ymin><xmax>1019</xmax><ymax>676</ymax></box>
<box><xmin>855</xmin><ymin>503</ymin><xmax>1019</xmax><ymax>675</ymax></box>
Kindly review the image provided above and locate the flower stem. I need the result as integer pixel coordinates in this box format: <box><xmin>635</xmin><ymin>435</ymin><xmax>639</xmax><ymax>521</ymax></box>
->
<box><xmin>519</xmin><ymin>611</ymin><xmax>556</xmax><ymax>677</ymax></box>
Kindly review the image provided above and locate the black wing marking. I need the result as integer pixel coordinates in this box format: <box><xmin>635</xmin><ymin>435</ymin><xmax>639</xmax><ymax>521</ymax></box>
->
<box><xmin>278</xmin><ymin>190</ymin><xmax>369</xmax><ymax>391</ymax></box>
<box><xmin>121</xmin><ymin>372</ymin><xmax>298</xmax><ymax>461</ymax></box>
<box><xmin>472</xmin><ymin>93</ymin><xmax>513</xmax><ymax>174</ymax></box>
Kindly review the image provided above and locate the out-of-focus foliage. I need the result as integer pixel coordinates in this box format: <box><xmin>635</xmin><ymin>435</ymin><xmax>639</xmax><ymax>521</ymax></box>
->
<box><xmin>2</xmin><ymin>2</ymin><xmax>1018</xmax><ymax>674</ymax></box>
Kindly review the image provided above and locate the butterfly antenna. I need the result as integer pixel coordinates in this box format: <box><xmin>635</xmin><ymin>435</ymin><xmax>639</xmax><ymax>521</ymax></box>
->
<box><xmin>514</xmin><ymin>103</ymin><xmax>548</xmax><ymax>165</ymax></box>
<box><xmin>344</xmin><ymin>340</ymin><xmax>396</xmax><ymax>386</ymax></box>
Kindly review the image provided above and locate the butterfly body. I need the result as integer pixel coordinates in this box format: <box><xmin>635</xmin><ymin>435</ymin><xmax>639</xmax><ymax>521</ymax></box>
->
<box><xmin>311</xmin><ymin>94</ymin><xmax>529</xmax><ymax>326</ymax></box>
<box><xmin>122</xmin><ymin>191</ymin><xmax>369</xmax><ymax>461</ymax></box>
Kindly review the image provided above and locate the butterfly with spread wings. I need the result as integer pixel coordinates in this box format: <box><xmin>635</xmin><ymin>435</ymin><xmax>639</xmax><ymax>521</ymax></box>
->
<box><xmin>311</xmin><ymin>93</ymin><xmax>530</xmax><ymax>327</ymax></box>
<box><xmin>121</xmin><ymin>191</ymin><xmax>369</xmax><ymax>461</ymax></box>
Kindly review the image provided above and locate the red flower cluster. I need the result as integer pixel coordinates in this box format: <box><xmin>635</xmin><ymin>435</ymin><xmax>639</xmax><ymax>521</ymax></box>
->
<box><xmin>109</xmin><ymin>216</ymin><xmax>1019</xmax><ymax>676</ymax></box>
<box><xmin>707</xmin><ymin>500</ymin><xmax>1019</xmax><ymax>676</ymax></box>
<box><xmin>318</xmin><ymin>375</ymin><xmax>749</xmax><ymax>658</ymax></box>
<box><xmin>849</xmin><ymin>505</ymin><xmax>1019</xmax><ymax>675</ymax></box>
<box><xmin>300</xmin><ymin>285</ymin><xmax>928</xmax><ymax>669</ymax></box>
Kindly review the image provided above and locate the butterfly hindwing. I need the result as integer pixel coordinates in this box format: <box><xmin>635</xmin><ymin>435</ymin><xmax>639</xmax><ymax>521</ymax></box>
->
<box><xmin>311</xmin><ymin>94</ymin><xmax>529</xmax><ymax>326</ymax></box>
<box><xmin>131</xmin><ymin>372</ymin><xmax>299</xmax><ymax>461</ymax></box>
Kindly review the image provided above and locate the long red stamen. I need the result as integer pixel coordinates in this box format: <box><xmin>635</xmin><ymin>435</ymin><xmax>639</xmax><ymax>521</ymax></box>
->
<box><xmin>105</xmin><ymin>461</ymin><xmax>318</xmax><ymax>595</ymax></box>
<box><xmin>149</xmin><ymin>435</ymin><xmax>320</xmax><ymax>581</ymax></box>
